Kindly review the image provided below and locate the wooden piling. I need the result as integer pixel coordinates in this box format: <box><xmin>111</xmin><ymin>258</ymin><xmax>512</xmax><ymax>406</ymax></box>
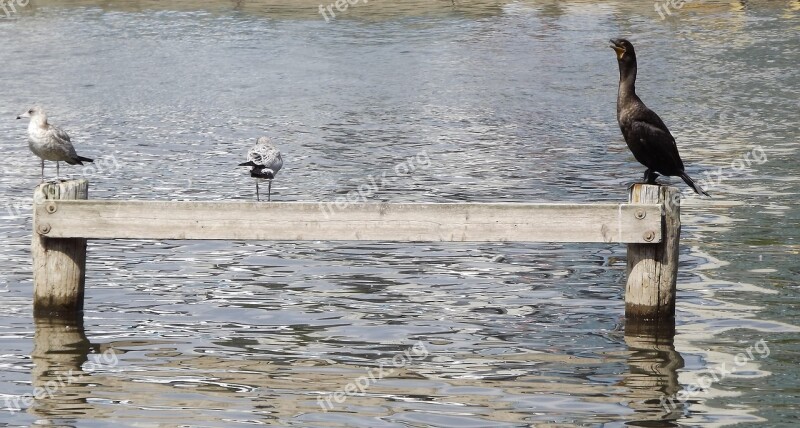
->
<box><xmin>625</xmin><ymin>184</ymin><xmax>680</xmax><ymax>322</ymax></box>
<box><xmin>32</xmin><ymin>179</ymin><xmax>89</xmax><ymax>316</ymax></box>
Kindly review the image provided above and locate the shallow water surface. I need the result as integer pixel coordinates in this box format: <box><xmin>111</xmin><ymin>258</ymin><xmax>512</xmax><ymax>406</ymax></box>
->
<box><xmin>0</xmin><ymin>1</ymin><xmax>798</xmax><ymax>426</ymax></box>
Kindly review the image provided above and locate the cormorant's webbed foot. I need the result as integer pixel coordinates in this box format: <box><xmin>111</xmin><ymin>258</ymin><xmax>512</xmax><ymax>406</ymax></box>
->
<box><xmin>643</xmin><ymin>169</ymin><xmax>660</xmax><ymax>184</ymax></box>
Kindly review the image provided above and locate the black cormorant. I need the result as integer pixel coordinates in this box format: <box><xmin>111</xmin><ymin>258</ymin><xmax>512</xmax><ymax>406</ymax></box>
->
<box><xmin>610</xmin><ymin>38</ymin><xmax>709</xmax><ymax>196</ymax></box>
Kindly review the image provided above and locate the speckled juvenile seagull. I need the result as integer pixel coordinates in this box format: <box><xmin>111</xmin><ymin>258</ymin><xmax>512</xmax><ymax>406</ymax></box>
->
<box><xmin>17</xmin><ymin>106</ymin><xmax>93</xmax><ymax>181</ymax></box>
<box><xmin>239</xmin><ymin>136</ymin><xmax>283</xmax><ymax>201</ymax></box>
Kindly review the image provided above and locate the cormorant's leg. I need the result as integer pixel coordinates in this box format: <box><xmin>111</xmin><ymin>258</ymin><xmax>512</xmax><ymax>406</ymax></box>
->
<box><xmin>643</xmin><ymin>169</ymin><xmax>660</xmax><ymax>184</ymax></box>
<box><xmin>648</xmin><ymin>171</ymin><xmax>660</xmax><ymax>184</ymax></box>
<box><xmin>268</xmin><ymin>180</ymin><xmax>272</xmax><ymax>202</ymax></box>
<box><xmin>256</xmin><ymin>180</ymin><xmax>260</xmax><ymax>202</ymax></box>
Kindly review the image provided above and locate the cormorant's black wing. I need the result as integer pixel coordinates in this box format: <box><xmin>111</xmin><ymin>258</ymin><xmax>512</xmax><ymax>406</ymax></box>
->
<box><xmin>629</xmin><ymin>120</ymin><xmax>685</xmax><ymax>173</ymax></box>
<box><xmin>629</xmin><ymin>108</ymin><xmax>685</xmax><ymax>173</ymax></box>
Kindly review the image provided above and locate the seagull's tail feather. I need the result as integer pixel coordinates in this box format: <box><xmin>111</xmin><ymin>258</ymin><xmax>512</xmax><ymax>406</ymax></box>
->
<box><xmin>680</xmin><ymin>172</ymin><xmax>710</xmax><ymax>197</ymax></box>
<box><xmin>250</xmin><ymin>170</ymin><xmax>275</xmax><ymax>179</ymax></box>
<box><xmin>64</xmin><ymin>156</ymin><xmax>94</xmax><ymax>165</ymax></box>
<box><xmin>240</xmin><ymin>161</ymin><xmax>275</xmax><ymax>179</ymax></box>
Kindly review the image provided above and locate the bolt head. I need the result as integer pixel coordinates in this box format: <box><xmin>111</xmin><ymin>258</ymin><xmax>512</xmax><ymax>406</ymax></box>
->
<box><xmin>38</xmin><ymin>224</ymin><xmax>51</xmax><ymax>235</ymax></box>
<box><xmin>635</xmin><ymin>209</ymin><xmax>646</xmax><ymax>219</ymax></box>
<box><xmin>643</xmin><ymin>230</ymin><xmax>655</xmax><ymax>242</ymax></box>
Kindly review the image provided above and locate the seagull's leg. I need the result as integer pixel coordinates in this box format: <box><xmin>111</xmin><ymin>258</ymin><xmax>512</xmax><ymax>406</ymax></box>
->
<box><xmin>56</xmin><ymin>162</ymin><xmax>60</xmax><ymax>180</ymax></box>
<box><xmin>256</xmin><ymin>180</ymin><xmax>260</xmax><ymax>202</ymax></box>
<box><xmin>40</xmin><ymin>159</ymin><xmax>45</xmax><ymax>182</ymax></box>
<box><xmin>268</xmin><ymin>180</ymin><xmax>272</xmax><ymax>202</ymax></box>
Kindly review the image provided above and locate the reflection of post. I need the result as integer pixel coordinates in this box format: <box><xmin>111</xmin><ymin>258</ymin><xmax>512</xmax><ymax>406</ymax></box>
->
<box><xmin>31</xmin><ymin>314</ymin><xmax>91</xmax><ymax>416</ymax></box>
<box><xmin>622</xmin><ymin>324</ymin><xmax>684</xmax><ymax>424</ymax></box>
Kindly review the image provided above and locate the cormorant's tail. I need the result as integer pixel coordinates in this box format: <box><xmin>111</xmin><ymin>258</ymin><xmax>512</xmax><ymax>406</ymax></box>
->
<box><xmin>239</xmin><ymin>161</ymin><xmax>256</xmax><ymax>167</ymax></box>
<box><xmin>680</xmin><ymin>173</ymin><xmax>710</xmax><ymax>197</ymax></box>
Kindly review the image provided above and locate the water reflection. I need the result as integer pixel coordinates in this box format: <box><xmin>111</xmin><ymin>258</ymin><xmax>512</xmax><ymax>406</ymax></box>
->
<box><xmin>31</xmin><ymin>315</ymin><xmax>91</xmax><ymax>420</ymax></box>
<box><xmin>22</xmin><ymin>308</ymin><xmax>775</xmax><ymax>426</ymax></box>
<box><xmin>623</xmin><ymin>324</ymin><xmax>683</xmax><ymax>427</ymax></box>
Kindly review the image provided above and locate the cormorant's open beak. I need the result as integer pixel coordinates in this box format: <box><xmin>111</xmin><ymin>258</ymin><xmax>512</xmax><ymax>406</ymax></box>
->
<box><xmin>609</xmin><ymin>39</ymin><xmax>625</xmax><ymax>59</ymax></box>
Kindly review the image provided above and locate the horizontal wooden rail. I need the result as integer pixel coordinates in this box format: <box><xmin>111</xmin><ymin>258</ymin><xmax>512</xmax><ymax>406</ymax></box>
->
<box><xmin>33</xmin><ymin>200</ymin><xmax>663</xmax><ymax>243</ymax></box>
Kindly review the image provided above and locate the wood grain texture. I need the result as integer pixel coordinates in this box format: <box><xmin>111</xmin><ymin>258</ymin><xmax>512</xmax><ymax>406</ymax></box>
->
<box><xmin>32</xmin><ymin>180</ymin><xmax>89</xmax><ymax>315</ymax></box>
<box><xmin>625</xmin><ymin>184</ymin><xmax>680</xmax><ymax>321</ymax></box>
<box><xmin>34</xmin><ymin>200</ymin><xmax>662</xmax><ymax>243</ymax></box>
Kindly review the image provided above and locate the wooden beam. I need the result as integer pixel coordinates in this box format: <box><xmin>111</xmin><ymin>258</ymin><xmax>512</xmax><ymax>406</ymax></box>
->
<box><xmin>34</xmin><ymin>200</ymin><xmax>662</xmax><ymax>243</ymax></box>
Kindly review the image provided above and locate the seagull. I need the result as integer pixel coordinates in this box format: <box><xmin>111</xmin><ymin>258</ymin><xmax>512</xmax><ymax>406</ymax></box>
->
<box><xmin>239</xmin><ymin>136</ymin><xmax>283</xmax><ymax>201</ymax></box>
<box><xmin>17</xmin><ymin>106</ymin><xmax>93</xmax><ymax>181</ymax></box>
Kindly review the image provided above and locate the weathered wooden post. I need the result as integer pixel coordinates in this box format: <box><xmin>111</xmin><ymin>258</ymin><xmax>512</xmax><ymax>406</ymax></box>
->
<box><xmin>32</xmin><ymin>179</ymin><xmax>88</xmax><ymax>316</ymax></box>
<box><xmin>625</xmin><ymin>184</ymin><xmax>680</xmax><ymax>322</ymax></box>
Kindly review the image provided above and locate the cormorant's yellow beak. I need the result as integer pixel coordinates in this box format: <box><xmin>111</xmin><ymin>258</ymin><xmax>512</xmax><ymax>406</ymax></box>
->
<box><xmin>610</xmin><ymin>44</ymin><xmax>625</xmax><ymax>60</ymax></box>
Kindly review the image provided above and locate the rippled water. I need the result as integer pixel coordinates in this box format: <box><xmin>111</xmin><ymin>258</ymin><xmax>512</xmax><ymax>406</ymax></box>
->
<box><xmin>1</xmin><ymin>1</ymin><xmax>798</xmax><ymax>426</ymax></box>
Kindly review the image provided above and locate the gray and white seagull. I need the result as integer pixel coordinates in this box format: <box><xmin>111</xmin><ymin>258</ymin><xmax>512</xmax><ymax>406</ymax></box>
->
<box><xmin>239</xmin><ymin>136</ymin><xmax>283</xmax><ymax>201</ymax></box>
<box><xmin>17</xmin><ymin>106</ymin><xmax>93</xmax><ymax>181</ymax></box>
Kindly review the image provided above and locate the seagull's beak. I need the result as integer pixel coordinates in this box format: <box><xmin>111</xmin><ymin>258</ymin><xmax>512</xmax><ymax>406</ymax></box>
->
<box><xmin>16</xmin><ymin>116</ymin><xmax>20</xmax><ymax>120</ymax></box>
